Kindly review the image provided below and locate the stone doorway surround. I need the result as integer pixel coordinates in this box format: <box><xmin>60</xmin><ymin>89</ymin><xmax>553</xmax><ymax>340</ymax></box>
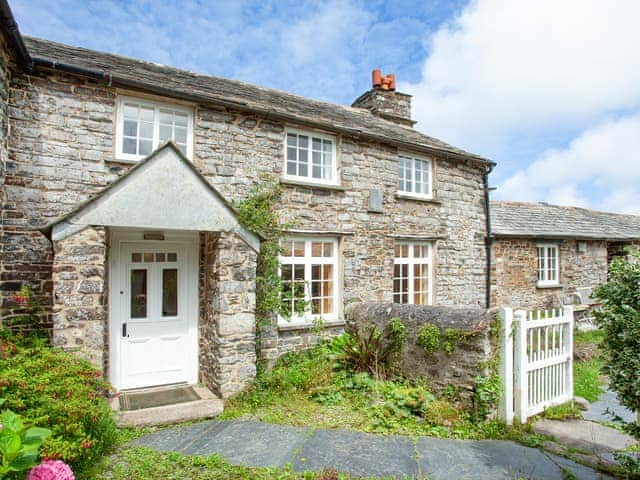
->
<box><xmin>41</xmin><ymin>142</ymin><xmax>260</xmax><ymax>399</ymax></box>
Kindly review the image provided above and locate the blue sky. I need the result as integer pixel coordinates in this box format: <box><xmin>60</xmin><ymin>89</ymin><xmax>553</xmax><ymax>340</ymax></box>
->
<box><xmin>12</xmin><ymin>0</ymin><xmax>640</xmax><ymax>214</ymax></box>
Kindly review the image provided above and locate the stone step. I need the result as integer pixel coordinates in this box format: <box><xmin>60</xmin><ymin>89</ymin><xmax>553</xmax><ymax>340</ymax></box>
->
<box><xmin>113</xmin><ymin>385</ymin><xmax>224</xmax><ymax>427</ymax></box>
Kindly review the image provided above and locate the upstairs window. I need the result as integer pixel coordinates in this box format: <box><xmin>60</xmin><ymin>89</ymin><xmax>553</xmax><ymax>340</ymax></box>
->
<box><xmin>116</xmin><ymin>96</ymin><xmax>193</xmax><ymax>162</ymax></box>
<box><xmin>393</xmin><ymin>241</ymin><xmax>432</xmax><ymax>305</ymax></box>
<box><xmin>537</xmin><ymin>244</ymin><xmax>559</xmax><ymax>286</ymax></box>
<box><xmin>398</xmin><ymin>154</ymin><xmax>432</xmax><ymax>198</ymax></box>
<box><xmin>285</xmin><ymin>129</ymin><xmax>337</xmax><ymax>184</ymax></box>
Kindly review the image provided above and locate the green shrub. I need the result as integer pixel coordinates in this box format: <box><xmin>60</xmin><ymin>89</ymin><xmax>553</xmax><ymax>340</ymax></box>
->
<box><xmin>0</xmin><ymin>341</ymin><xmax>117</xmax><ymax>476</ymax></box>
<box><xmin>338</xmin><ymin>321</ymin><xmax>406</xmax><ymax>380</ymax></box>
<box><xmin>593</xmin><ymin>249</ymin><xmax>640</xmax><ymax>422</ymax></box>
<box><xmin>0</xmin><ymin>400</ymin><xmax>51</xmax><ymax>479</ymax></box>
<box><xmin>416</xmin><ymin>323</ymin><xmax>440</xmax><ymax>354</ymax></box>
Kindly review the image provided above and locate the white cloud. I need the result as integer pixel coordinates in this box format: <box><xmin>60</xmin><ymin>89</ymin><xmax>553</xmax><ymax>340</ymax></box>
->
<box><xmin>497</xmin><ymin>114</ymin><xmax>640</xmax><ymax>214</ymax></box>
<box><xmin>402</xmin><ymin>0</ymin><xmax>640</xmax><ymax>156</ymax></box>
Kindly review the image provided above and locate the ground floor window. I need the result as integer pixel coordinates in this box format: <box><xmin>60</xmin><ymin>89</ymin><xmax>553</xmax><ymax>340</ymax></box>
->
<box><xmin>393</xmin><ymin>241</ymin><xmax>432</xmax><ymax>305</ymax></box>
<box><xmin>279</xmin><ymin>237</ymin><xmax>338</xmax><ymax>323</ymax></box>
<box><xmin>537</xmin><ymin>243</ymin><xmax>559</xmax><ymax>286</ymax></box>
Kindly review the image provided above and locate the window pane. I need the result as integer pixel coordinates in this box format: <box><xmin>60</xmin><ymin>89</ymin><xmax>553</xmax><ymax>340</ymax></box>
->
<box><xmin>159</xmin><ymin>110</ymin><xmax>173</xmax><ymax>125</ymax></box>
<box><xmin>123</xmin><ymin>137</ymin><xmax>137</xmax><ymax>154</ymax></box>
<box><xmin>123</xmin><ymin>104</ymin><xmax>138</xmax><ymax>119</ymax></box>
<box><xmin>299</xmin><ymin>136</ymin><xmax>308</xmax><ymax>149</ymax></box>
<box><xmin>143</xmin><ymin>252</ymin><xmax>154</xmax><ymax>262</ymax></box>
<box><xmin>293</xmin><ymin>241</ymin><xmax>305</xmax><ymax>257</ymax></box>
<box><xmin>140</xmin><ymin>106</ymin><xmax>154</xmax><ymax>121</ymax></box>
<box><xmin>175</xmin><ymin>126</ymin><xmax>187</xmax><ymax>144</ymax></box>
<box><xmin>287</xmin><ymin>133</ymin><xmax>297</xmax><ymax>147</ymax></box>
<box><xmin>167</xmin><ymin>253</ymin><xmax>177</xmax><ymax>262</ymax></box>
<box><xmin>299</xmin><ymin>162</ymin><xmax>308</xmax><ymax>177</ymax></box>
<box><xmin>139</xmin><ymin>139</ymin><xmax>152</xmax><ymax>155</ymax></box>
<box><xmin>281</xmin><ymin>241</ymin><xmax>292</xmax><ymax>257</ymax></box>
<box><xmin>175</xmin><ymin>112</ymin><xmax>188</xmax><ymax>127</ymax></box>
<box><xmin>156</xmin><ymin>253</ymin><xmax>166</xmax><ymax>262</ymax></box>
<box><xmin>131</xmin><ymin>253</ymin><xmax>141</xmax><ymax>263</ymax></box>
<box><xmin>123</xmin><ymin>119</ymin><xmax>137</xmax><ymax>137</ymax></box>
<box><xmin>162</xmin><ymin>269</ymin><xmax>178</xmax><ymax>316</ymax></box>
<box><xmin>130</xmin><ymin>269</ymin><xmax>147</xmax><ymax>318</ymax></box>
<box><xmin>287</xmin><ymin>161</ymin><xmax>297</xmax><ymax>176</ymax></box>
<box><xmin>287</xmin><ymin>147</ymin><xmax>297</xmax><ymax>162</ymax></box>
<box><xmin>311</xmin><ymin>242</ymin><xmax>323</xmax><ymax>257</ymax></box>
<box><xmin>323</xmin><ymin>242</ymin><xmax>333</xmax><ymax>257</ymax></box>
<box><xmin>159</xmin><ymin>125</ymin><xmax>173</xmax><ymax>142</ymax></box>
<box><xmin>139</xmin><ymin>121</ymin><xmax>153</xmax><ymax>139</ymax></box>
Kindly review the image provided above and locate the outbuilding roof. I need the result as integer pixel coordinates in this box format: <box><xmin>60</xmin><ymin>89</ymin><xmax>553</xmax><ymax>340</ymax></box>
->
<box><xmin>22</xmin><ymin>36</ymin><xmax>493</xmax><ymax>167</ymax></box>
<box><xmin>491</xmin><ymin>201</ymin><xmax>640</xmax><ymax>241</ymax></box>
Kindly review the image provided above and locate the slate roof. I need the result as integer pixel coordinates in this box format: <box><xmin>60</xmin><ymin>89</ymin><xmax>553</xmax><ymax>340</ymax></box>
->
<box><xmin>491</xmin><ymin>201</ymin><xmax>640</xmax><ymax>241</ymax></box>
<box><xmin>22</xmin><ymin>36</ymin><xmax>492</xmax><ymax>166</ymax></box>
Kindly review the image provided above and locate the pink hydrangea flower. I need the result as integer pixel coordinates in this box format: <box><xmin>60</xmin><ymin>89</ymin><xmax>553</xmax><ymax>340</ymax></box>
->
<box><xmin>27</xmin><ymin>460</ymin><xmax>75</xmax><ymax>480</ymax></box>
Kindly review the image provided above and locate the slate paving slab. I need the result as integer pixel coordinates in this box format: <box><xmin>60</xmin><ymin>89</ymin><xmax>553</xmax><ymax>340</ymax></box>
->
<box><xmin>132</xmin><ymin>420</ymin><xmax>614</xmax><ymax>479</ymax></box>
<box><xmin>416</xmin><ymin>437</ymin><xmax>606</xmax><ymax>480</ymax></box>
<box><xmin>292</xmin><ymin>428</ymin><xmax>417</xmax><ymax>478</ymax></box>
<box><xmin>583</xmin><ymin>387</ymin><xmax>636</xmax><ymax>424</ymax></box>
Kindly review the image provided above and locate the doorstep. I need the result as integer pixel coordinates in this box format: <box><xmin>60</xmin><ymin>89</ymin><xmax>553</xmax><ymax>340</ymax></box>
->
<box><xmin>112</xmin><ymin>384</ymin><xmax>224</xmax><ymax>428</ymax></box>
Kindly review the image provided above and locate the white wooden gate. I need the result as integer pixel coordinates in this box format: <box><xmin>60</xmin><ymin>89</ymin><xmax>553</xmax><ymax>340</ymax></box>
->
<box><xmin>499</xmin><ymin>306</ymin><xmax>574</xmax><ymax>424</ymax></box>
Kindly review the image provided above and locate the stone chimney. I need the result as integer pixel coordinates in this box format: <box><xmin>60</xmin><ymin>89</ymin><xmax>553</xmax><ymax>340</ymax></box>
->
<box><xmin>351</xmin><ymin>69</ymin><xmax>415</xmax><ymax>127</ymax></box>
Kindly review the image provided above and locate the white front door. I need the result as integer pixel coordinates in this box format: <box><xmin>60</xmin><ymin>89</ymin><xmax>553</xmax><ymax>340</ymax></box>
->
<box><xmin>110</xmin><ymin>232</ymin><xmax>198</xmax><ymax>390</ymax></box>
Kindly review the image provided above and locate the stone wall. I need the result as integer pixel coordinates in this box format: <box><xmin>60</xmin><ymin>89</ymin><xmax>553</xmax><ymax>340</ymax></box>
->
<box><xmin>491</xmin><ymin>238</ymin><xmax>609</xmax><ymax>309</ymax></box>
<box><xmin>345</xmin><ymin>302</ymin><xmax>493</xmax><ymax>400</ymax></box>
<box><xmin>51</xmin><ymin>226</ymin><xmax>108</xmax><ymax>370</ymax></box>
<box><xmin>199</xmin><ymin>231</ymin><xmax>258</xmax><ymax>398</ymax></box>
<box><xmin>1</xmin><ymin>66</ymin><xmax>489</xmax><ymax>386</ymax></box>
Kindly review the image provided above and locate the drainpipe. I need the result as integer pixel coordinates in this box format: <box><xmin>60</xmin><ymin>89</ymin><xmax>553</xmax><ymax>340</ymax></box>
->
<box><xmin>484</xmin><ymin>164</ymin><xmax>495</xmax><ymax>309</ymax></box>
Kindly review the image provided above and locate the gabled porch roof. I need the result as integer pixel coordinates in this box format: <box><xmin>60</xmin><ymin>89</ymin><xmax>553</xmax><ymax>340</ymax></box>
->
<box><xmin>41</xmin><ymin>142</ymin><xmax>260</xmax><ymax>251</ymax></box>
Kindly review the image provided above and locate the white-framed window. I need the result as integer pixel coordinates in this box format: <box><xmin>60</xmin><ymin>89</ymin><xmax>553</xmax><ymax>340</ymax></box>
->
<box><xmin>397</xmin><ymin>154</ymin><xmax>432</xmax><ymax>198</ymax></box>
<box><xmin>284</xmin><ymin>128</ymin><xmax>337</xmax><ymax>185</ymax></box>
<box><xmin>279</xmin><ymin>237</ymin><xmax>339</xmax><ymax>324</ymax></box>
<box><xmin>393</xmin><ymin>241</ymin><xmax>432</xmax><ymax>305</ymax></box>
<box><xmin>537</xmin><ymin>243</ymin><xmax>559</xmax><ymax>287</ymax></box>
<box><xmin>115</xmin><ymin>96</ymin><xmax>194</xmax><ymax>162</ymax></box>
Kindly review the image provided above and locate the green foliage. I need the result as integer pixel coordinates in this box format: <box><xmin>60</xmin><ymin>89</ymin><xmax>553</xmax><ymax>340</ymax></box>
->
<box><xmin>593</xmin><ymin>249</ymin><xmax>640</xmax><ymax>422</ymax></box>
<box><xmin>235</xmin><ymin>179</ymin><xmax>292</xmax><ymax>324</ymax></box>
<box><xmin>573</xmin><ymin>357</ymin><xmax>604</xmax><ymax>403</ymax></box>
<box><xmin>1</xmin><ymin>285</ymin><xmax>49</xmax><ymax>341</ymax></box>
<box><xmin>416</xmin><ymin>323</ymin><xmax>440</xmax><ymax>354</ymax></box>
<box><xmin>0</xmin><ymin>400</ymin><xmax>51</xmax><ymax>479</ymax></box>
<box><xmin>573</xmin><ymin>329</ymin><xmax>604</xmax><ymax>346</ymax></box>
<box><xmin>0</xmin><ymin>339</ymin><xmax>118</xmax><ymax>476</ymax></box>
<box><xmin>473</xmin><ymin>373</ymin><xmax>502</xmax><ymax>421</ymax></box>
<box><xmin>541</xmin><ymin>401</ymin><xmax>581</xmax><ymax>420</ymax></box>
<box><xmin>336</xmin><ymin>321</ymin><xmax>406</xmax><ymax>380</ymax></box>
<box><xmin>443</xmin><ymin>328</ymin><xmax>470</xmax><ymax>355</ymax></box>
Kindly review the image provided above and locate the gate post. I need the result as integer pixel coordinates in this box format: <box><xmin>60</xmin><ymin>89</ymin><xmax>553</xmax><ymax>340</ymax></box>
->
<box><xmin>514</xmin><ymin>309</ymin><xmax>528</xmax><ymax>423</ymax></box>
<box><xmin>564</xmin><ymin>305</ymin><xmax>574</xmax><ymax>400</ymax></box>
<box><xmin>499</xmin><ymin>307</ymin><xmax>514</xmax><ymax>425</ymax></box>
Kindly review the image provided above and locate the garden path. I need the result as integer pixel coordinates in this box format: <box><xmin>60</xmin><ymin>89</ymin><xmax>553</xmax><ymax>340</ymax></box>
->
<box><xmin>582</xmin><ymin>386</ymin><xmax>636</xmax><ymax>424</ymax></box>
<box><xmin>132</xmin><ymin>420</ymin><xmax>612</xmax><ymax>479</ymax></box>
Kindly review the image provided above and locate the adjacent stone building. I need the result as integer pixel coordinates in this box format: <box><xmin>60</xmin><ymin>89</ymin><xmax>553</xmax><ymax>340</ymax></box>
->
<box><xmin>0</xmin><ymin>5</ymin><xmax>494</xmax><ymax>397</ymax></box>
<box><xmin>490</xmin><ymin>201</ymin><xmax>640</xmax><ymax>309</ymax></box>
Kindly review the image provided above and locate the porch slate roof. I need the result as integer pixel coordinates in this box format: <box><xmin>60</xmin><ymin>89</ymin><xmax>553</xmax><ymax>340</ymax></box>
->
<box><xmin>41</xmin><ymin>142</ymin><xmax>261</xmax><ymax>250</ymax></box>
<box><xmin>22</xmin><ymin>36</ymin><xmax>493</xmax><ymax>167</ymax></box>
<box><xmin>491</xmin><ymin>201</ymin><xmax>640</xmax><ymax>241</ymax></box>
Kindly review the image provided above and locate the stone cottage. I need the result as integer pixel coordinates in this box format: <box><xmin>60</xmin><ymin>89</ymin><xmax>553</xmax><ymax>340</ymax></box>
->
<box><xmin>490</xmin><ymin>201</ymin><xmax>640</xmax><ymax>309</ymax></box>
<box><xmin>0</xmin><ymin>3</ymin><xmax>494</xmax><ymax>398</ymax></box>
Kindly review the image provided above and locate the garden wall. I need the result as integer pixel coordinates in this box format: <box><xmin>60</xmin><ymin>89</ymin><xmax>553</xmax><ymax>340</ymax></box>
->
<box><xmin>345</xmin><ymin>302</ymin><xmax>494</xmax><ymax>400</ymax></box>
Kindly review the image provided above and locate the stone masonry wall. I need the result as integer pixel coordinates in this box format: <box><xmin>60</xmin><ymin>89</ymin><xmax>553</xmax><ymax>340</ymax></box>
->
<box><xmin>491</xmin><ymin>238</ymin><xmax>608</xmax><ymax>309</ymax></box>
<box><xmin>51</xmin><ymin>226</ymin><xmax>108</xmax><ymax>370</ymax></box>
<box><xmin>199</xmin><ymin>231</ymin><xmax>257</xmax><ymax>398</ymax></box>
<box><xmin>2</xmin><ymin>67</ymin><xmax>488</xmax><ymax>383</ymax></box>
<box><xmin>345</xmin><ymin>302</ymin><xmax>492</xmax><ymax>401</ymax></box>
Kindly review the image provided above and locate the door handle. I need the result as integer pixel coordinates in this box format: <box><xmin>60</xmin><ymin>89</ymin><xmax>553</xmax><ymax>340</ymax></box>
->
<box><xmin>122</xmin><ymin>323</ymin><xmax>128</xmax><ymax>338</ymax></box>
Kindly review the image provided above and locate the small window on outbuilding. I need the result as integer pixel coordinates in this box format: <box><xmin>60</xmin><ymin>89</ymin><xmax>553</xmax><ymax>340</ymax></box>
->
<box><xmin>537</xmin><ymin>243</ymin><xmax>559</xmax><ymax>287</ymax></box>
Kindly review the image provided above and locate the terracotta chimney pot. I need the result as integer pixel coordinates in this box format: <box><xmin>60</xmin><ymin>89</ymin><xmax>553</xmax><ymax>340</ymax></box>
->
<box><xmin>372</xmin><ymin>69</ymin><xmax>382</xmax><ymax>88</ymax></box>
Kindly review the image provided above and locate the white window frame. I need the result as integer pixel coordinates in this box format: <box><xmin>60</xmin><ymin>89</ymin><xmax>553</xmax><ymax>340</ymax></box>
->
<box><xmin>278</xmin><ymin>236</ymin><xmax>339</xmax><ymax>325</ymax></box>
<box><xmin>537</xmin><ymin>243</ymin><xmax>560</xmax><ymax>287</ymax></box>
<box><xmin>283</xmin><ymin>127</ymin><xmax>338</xmax><ymax>186</ymax></box>
<box><xmin>115</xmin><ymin>96</ymin><xmax>194</xmax><ymax>163</ymax></box>
<box><xmin>397</xmin><ymin>153</ymin><xmax>433</xmax><ymax>199</ymax></box>
<box><xmin>393</xmin><ymin>241</ymin><xmax>433</xmax><ymax>305</ymax></box>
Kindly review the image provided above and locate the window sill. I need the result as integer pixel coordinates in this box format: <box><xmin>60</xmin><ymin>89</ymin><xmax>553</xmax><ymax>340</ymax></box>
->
<box><xmin>536</xmin><ymin>282</ymin><xmax>562</xmax><ymax>289</ymax></box>
<box><xmin>109</xmin><ymin>157</ymin><xmax>139</xmax><ymax>165</ymax></box>
<box><xmin>280</xmin><ymin>178</ymin><xmax>346</xmax><ymax>192</ymax></box>
<box><xmin>277</xmin><ymin>319</ymin><xmax>345</xmax><ymax>332</ymax></box>
<box><xmin>395</xmin><ymin>193</ymin><xmax>441</xmax><ymax>204</ymax></box>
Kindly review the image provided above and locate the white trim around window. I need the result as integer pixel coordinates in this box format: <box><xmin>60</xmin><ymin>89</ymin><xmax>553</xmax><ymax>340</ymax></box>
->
<box><xmin>393</xmin><ymin>241</ymin><xmax>433</xmax><ymax>305</ymax></box>
<box><xmin>536</xmin><ymin>243</ymin><xmax>560</xmax><ymax>287</ymax></box>
<box><xmin>115</xmin><ymin>96</ymin><xmax>194</xmax><ymax>162</ymax></box>
<box><xmin>278</xmin><ymin>237</ymin><xmax>339</xmax><ymax>325</ymax></box>
<box><xmin>283</xmin><ymin>128</ymin><xmax>338</xmax><ymax>186</ymax></box>
<box><xmin>397</xmin><ymin>153</ymin><xmax>433</xmax><ymax>199</ymax></box>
